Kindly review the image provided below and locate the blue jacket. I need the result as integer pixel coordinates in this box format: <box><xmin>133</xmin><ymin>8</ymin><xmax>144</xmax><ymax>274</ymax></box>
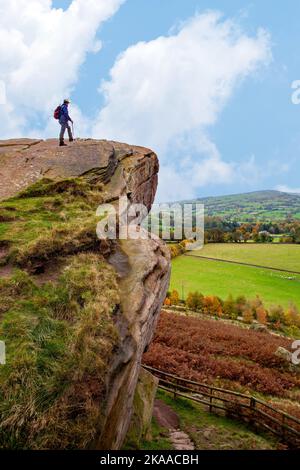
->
<box><xmin>59</xmin><ymin>104</ymin><xmax>72</xmax><ymax>124</ymax></box>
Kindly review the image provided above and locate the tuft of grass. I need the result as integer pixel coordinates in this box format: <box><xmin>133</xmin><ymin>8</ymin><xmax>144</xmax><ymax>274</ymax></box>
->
<box><xmin>9</xmin><ymin>219</ymin><xmax>100</xmax><ymax>271</ymax></box>
<box><xmin>0</xmin><ymin>253</ymin><xmax>120</xmax><ymax>449</ymax></box>
<box><xmin>0</xmin><ymin>270</ymin><xmax>36</xmax><ymax>317</ymax></box>
<box><xmin>0</xmin><ymin>176</ymin><xmax>107</xmax><ymax>270</ymax></box>
<box><xmin>14</xmin><ymin>177</ymin><xmax>103</xmax><ymax>200</ymax></box>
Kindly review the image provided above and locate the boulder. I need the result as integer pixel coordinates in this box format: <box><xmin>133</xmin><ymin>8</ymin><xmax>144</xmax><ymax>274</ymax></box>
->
<box><xmin>275</xmin><ymin>346</ymin><xmax>292</xmax><ymax>363</ymax></box>
<box><xmin>250</xmin><ymin>323</ymin><xmax>269</xmax><ymax>333</ymax></box>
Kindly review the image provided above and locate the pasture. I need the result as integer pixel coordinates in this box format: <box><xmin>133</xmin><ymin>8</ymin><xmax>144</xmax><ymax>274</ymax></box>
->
<box><xmin>170</xmin><ymin>254</ymin><xmax>300</xmax><ymax>308</ymax></box>
<box><xmin>185</xmin><ymin>243</ymin><xmax>300</xmax><ymax>273</ymax></box>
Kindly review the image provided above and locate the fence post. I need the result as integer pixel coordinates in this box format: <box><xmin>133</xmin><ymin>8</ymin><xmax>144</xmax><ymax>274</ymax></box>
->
<box><xmin>282</xmin><ymin>414</ymin><xmax>285</xmax><ymax>441</ymax></box>
<box><xmin>250</xmin><ymin>397</ymin><xmax>256</xmax><ymax>425</ymax></box>
<box><xmin>209</xmin><ymin>388</ymin><xmax>213</xmax><ymax>413</ymax></box>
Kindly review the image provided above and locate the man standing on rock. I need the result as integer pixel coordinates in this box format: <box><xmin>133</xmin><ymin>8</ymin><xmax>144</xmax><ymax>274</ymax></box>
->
<box><xmin>58</xmin><ymin>99</ymin><xmax>74</xmax><ymax>146</ymax></box>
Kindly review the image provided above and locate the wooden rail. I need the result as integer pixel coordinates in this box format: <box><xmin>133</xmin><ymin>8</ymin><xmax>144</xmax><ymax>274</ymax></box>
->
<box><xmin>143</xmin><ymin>365</ymin><xmax>300</xmax><ymax>448</ymax></box>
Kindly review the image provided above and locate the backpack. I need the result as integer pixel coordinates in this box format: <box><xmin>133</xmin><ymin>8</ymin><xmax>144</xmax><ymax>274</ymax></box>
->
<box><xmin>54</xmin><ymin>105</ymin><xmax>61</xmax><ymax>120</ymax></box>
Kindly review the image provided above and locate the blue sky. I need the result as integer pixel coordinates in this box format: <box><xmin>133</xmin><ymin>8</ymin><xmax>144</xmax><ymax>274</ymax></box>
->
<box><xmin>1</xmin><ymin>0</ymin><xmax>300</xmax><ymax>200</ymax></box>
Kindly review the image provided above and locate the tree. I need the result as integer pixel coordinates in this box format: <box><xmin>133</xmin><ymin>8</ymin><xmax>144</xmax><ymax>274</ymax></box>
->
<box><xmin>223</xmin><ymin>294</ymin><xmax>237</xmax><ymax>319</ymax></box>
<box><xmin>203</xmin><ymin>295</ymin><xmax>222</xmax><ymax>317</ymax></box>
<box><xmin>186</xmin><ymin>291</ymin><xmax>204</xmax><ymax>311</ymax></box>
<box><xmin>256</xmin><ymin>306</ymin><xmax>268</xmax><ymax>324</ymax></box>
<box><xmin>235</xmin><ymin>295</ymin><xmax>247</xmax><ymax>316</ymax></box>
<box><xmin>269</xmin><ymin>305</ymin><xmax>285</xmax><ymax>325</ymax></box>
<box><xmin>285</xmin><ymin>304</ymin><xmax>300</xmax><ymax>328</ymax></box>
<box><xmin>169</xmin><ymin>289</ymin><xmax>180</xmax><ymax>306</ymax></box>
<box><xmin>242</xmin><ymin>305</ymin><xmax>254</xmax><ymax>324</ymax></box>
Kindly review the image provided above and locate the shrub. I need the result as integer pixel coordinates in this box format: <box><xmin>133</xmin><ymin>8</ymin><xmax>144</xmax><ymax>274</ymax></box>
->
<box><xmin>269</xmin><ymin>305</ymin><xmax>285</xmax><ymax>325</ymax></box>
<box><xmin>223</xmin><ymin>294</ymin><xmax>238</xmax><ymax>319</ymax></box>
<box><xmin>242</xmin><ymin>305</ymin><xmax>254</xmax><ymax>324</ymax></box>
<box><xmin>203</xmin><ymin>295</ymin><xmax>223</xmax><ymax>317</ymax></box>
<box><xmin>186</xmin><ymin>291</ymin><xmax>204</xmax><ymax>311</ymax></box>
<box><xmin>285</xmin><ymin>304</ymin><xmax>300</xmax><ymax>328</ymax></box>
<box><xmin>256</xmin><ymin>306</ymin><xmax>268</xmax><ymax>325</ymax></box>
<box><xmin>143</xmin><ymin>311</ymin><xmax>300</xmax><ymax>397</ymax></box>
<box><xmin>169</xmin><ymin>290</ymin><xmax>180</xmax><ymax>305</ymax></box>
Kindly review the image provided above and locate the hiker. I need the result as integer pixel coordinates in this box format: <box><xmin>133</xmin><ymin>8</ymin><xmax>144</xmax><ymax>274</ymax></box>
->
<box><xmin>55</xmin><ymin>99</ymin><xmax>74</xmax><ymax>146</ymax></box>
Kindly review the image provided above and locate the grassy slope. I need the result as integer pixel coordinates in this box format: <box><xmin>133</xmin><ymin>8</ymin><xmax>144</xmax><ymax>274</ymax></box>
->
<box><xmin>144</xmin><ymin>391</ymin><xmax>276</xmax><ymax>450</ymax></box>
<box><xmin>170</xmin><ymin>255</ymin><xmax>300</xmax><ymax>308</ymax></box>
<box><xmin>180</xmin><ymin>190</ymin><xmax>300</xmax><ymax>221</ymax></box>
<box><xmin>0</xmin><ymin>178</ymin><xmax>120</xmax><ymax>449</ymax></box>
<box><xmin>186</xmin><ymin>243</ymin><xmax>300</xmax><ymax>273</ymax></box>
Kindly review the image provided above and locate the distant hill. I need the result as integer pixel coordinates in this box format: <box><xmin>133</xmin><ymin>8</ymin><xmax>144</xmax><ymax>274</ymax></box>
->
<box><xmin>180</xmin><ymin>190</ymin><xmax>300</xmax><ymax>221</ymax></box>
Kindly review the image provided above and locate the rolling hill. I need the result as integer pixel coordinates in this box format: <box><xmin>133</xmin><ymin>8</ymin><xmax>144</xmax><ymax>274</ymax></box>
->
<box><xmin>179</xmin><ymin>190</ymin><xmax>300</xmax><ymax>221</ymax></box>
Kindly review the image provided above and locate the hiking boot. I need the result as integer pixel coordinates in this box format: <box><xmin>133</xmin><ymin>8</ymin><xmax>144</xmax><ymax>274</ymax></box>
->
<box><xmin>69</xmin><ymin>138</ymin><xmax>74</xmax><ymax>142</ymax></box>
<box><xmin>59</xmin><ymin>140</ymin><xmax>67</xmax><ymax>146</ymax></box>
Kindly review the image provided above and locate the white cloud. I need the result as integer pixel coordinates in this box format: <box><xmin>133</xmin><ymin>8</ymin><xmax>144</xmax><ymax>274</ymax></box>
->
<box><xmin>92</xmin><ymin>11</ymin><xmax>271</xmax><ymax>200</ymax></box>
<box><xmin>0</xmin><ymin>0</ymin><xmax>124</xmax><ymax>138</ymax></box>
<box><xmin>276</xmin><ymin>185</ymin><xmax>300</xmax><ymax>194</ymax></box>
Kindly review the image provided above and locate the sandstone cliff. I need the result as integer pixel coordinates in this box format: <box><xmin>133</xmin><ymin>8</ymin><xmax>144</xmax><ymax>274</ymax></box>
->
<box><xmin>0</xmin><ymin>139</ymin><xmax>170</xmax><ymax>449</ymax></box>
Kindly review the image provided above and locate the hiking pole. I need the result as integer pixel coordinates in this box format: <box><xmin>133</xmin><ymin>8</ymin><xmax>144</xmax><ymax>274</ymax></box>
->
<box><xmin>72</xmin><ymin>122</ymin><xmax>75</xmax><ymax>140</ymax></box>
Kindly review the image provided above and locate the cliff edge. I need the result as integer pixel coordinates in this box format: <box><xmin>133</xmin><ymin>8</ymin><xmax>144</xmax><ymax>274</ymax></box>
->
<box><xmin>0</xmin><ymin>139</ymin><xmax>170</xmax><ymax>449</ymax></box>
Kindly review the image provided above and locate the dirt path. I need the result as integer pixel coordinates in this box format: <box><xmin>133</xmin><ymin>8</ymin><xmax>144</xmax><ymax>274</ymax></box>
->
<box><xmin>153</xmin><ymin>399</ymin><xmax>194</xmax><ymax>450</ymax></box>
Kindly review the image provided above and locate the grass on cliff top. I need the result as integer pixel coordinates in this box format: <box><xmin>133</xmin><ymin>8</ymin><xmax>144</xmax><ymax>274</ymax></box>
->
<box><xmin>0</xmin><ymin>253</ymin><xmax>120</xmax><ymax>449</ymax></box>
<box><xmin>0</xmin><ymin>177</ymin><xmax>121</xmax><ymax>449</ymax></box>
<box><xmin>0</xmin><ymin>177</ymin><xmax>106</xmax><ymax>270</ymax></box>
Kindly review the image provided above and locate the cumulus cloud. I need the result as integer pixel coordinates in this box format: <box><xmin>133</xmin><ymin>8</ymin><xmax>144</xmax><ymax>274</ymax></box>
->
<box><xmin>0</xmin><ymin>0</ymin><xmax>124</xmax><ymax>137</ymax></box>
<box><xmin>92</xmin><ymin>11</ymin><xmax>271</xmax><ymax>200</ymax></box>
<box><xmin>276</xmin><ymin>185</ymin><xmax>300</xmax><ymax>194</ymax></box>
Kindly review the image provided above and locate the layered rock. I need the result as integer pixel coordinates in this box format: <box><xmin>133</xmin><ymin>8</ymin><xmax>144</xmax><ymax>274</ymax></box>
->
<box><xmin>0</xmin><ymin>138</ymin><xmax>170</xmax><ymax>449</ymax></box>
<box><xmin>125</xmin><ymin>368</ymin><xmax>159</xmax><ymax>447</ymax></box>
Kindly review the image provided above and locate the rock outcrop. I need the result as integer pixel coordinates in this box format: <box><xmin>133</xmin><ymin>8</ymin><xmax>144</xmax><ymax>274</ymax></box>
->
<box><xmin>124</xmin><ymin>367</ymin><xmax>159</xmax><ymax>448</ymax></box>
<box><xmin>0</xmin><ymin>139</ymin><xmax>170</xmax><ymax>449</ymax></box>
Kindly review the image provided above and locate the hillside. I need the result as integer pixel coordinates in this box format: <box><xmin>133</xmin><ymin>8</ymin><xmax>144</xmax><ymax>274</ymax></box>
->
<box><xmin>0</xmin><ymin>138</ymin><xmax>170</xmax><ymax>450</ymax></box>
<box><xmin>143</xmin><ymin>311</ymin><xmax>300</xmax><ymax>417</ymax></box>
<box><xmin>179</xmin><ymin>190</ymin><xmax>300</xmax><ymax>221</ymax></box>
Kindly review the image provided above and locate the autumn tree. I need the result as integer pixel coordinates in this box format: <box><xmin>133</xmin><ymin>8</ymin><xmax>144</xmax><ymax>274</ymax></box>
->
<box><xmin>242</xmin><ymin>305</ymin><xmax>254</xmax><ymax>324</ymax></box>
<box><xmin>269</xmin><ymin>305</ymin><xmax>285</xmax><ymax>325</ymax></box>
<box><xmin>223</xmin><ymin>294</ymin><xmax>237</xmax><ymax>319</ymax></box>
<box><xmin>285</xmin><ymin>304</ymin><xmax>300</xmax><ymax>328</ymax></box>
<box><xmin>169</xmin><ymin>289</ymin><xmax>180</xmax><ymax>306</ymax></box>
<box><xmin>256</xmin><ymin>306</ymin><xmax>268</xmax><ymax>325</ymax></box>
<box><xmin>186</xmin><ymin>291</ymin><xmax>204</xmax><ymax>311</ymax></box>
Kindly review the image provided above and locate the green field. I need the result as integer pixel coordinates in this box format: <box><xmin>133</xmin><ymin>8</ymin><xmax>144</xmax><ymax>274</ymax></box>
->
<box><xmin>186</xmin><ymin>243</ymin><xmax>300</xmax><ymax>273</ymax></box>
<box><xmin>170</xmin><ymin>256</ymin><xmax>300</xmax><ymax>308</ymax></box>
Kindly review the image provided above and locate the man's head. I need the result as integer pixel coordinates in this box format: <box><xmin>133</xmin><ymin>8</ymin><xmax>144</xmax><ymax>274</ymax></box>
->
<box><xmin>63</xmin><ymin>99</ymin><xmax>70</xmax><ymax>105</ymax></box>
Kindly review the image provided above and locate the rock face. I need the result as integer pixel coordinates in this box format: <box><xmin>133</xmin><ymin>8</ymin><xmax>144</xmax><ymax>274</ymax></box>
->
<box><xmin>0</xmin><ymin>138</ymin><xmax>158</xmax><ymax>206</ymax></box>
<box><xmin>0</xmin><ymin>139</ymin><xmax>170</xmax><ymax>449</ymax></box>
<box><xmin>125</xmin><ymin>367</ymin><xmax>159</xmax><ymax>447</ymax></box>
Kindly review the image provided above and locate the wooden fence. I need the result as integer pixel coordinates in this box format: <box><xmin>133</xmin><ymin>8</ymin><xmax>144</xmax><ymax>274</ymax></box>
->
<box><xmin>143</xmin><ymin>364</ymin><xmax>300</xmax><ymax>448</ymax></box>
